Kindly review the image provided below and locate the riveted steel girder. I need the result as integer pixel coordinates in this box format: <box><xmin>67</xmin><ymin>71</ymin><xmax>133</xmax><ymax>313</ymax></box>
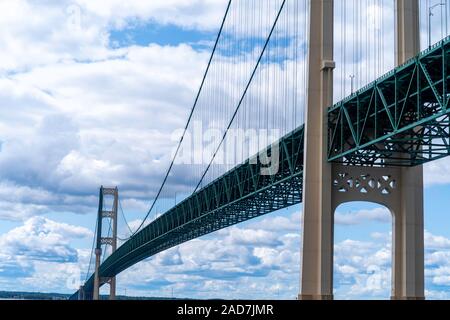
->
<box><xmin>328</xmin><ymin>37</ymin><xmax>450</xmax><ymax>166</ymax></box>
<box><xmin>73</xmin><ymin>126</ymin><xmax>305</xmax><ymax>297</ymax></box>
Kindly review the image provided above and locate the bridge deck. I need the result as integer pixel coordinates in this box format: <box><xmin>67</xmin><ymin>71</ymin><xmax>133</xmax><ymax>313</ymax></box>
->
<box><xmin>328</xmin><ymin>36</ymin><xmax>450</xmax><ymax>166</ymax></box>
<box><xmin>72</xmin><ymin>36</ymin><xmax>450</xmax><ymax>300</ymax></box>
<box><xmin>74</xmin><ymin>126</ymin><xmax>304</xmax><ymax>297</ymax></box>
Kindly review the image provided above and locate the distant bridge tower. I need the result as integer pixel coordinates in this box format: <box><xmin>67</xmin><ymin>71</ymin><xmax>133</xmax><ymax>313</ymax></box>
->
<box><xmin>300</xmin><ymin>0</ymin><xmax>424</xmax><ymax>300</ymax></box>
<box><xmin>93</xmin><ymin>186</ymin><xmax>119</xmax><ymax>300</ymax></box>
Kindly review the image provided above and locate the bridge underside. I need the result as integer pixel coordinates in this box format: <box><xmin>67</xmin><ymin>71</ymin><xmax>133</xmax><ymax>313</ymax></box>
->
<box><xmin>75</xmin><ymin>127</ymin><xmax>304</xmax><ymax>297</ymax></box>
<box><xmin>328</xmin><ymin>37</ymin><xmax>450</xmax><ymax>166</ymax></box>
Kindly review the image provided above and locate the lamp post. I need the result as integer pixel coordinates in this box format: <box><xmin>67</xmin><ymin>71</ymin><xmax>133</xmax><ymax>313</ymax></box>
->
<box><xmin>429</xmin><ymin>3</ymin><xmax>445</xmax><ymax>48</ymax></box>
<box><xmin>349</xmin><ymin>75</ymin><xmax>355</xmax><ymax>94</ymax></box>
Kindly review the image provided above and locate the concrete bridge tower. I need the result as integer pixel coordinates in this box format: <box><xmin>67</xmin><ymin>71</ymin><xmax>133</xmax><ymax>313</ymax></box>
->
<box><xmin>93</xmin><ymin>186</ymin><xmax>119</xmax><ymax>300</ymax></box>
<box><xmin>300</xmin><ymin>0</ymin><xmax>424</xmax><ymax>300</ymax></box>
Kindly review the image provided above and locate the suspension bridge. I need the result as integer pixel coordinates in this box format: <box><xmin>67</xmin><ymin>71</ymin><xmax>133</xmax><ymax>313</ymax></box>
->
<box><xmin>71</xmin><ymin>0</ymin><xmax>450</xmax><ymax>300</ymax></box>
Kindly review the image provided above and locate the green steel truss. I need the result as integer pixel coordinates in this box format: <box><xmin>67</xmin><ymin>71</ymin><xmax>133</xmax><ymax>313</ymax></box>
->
<box><xmin>74</xmin><ymin>126</ymin><xmax>304</xmax><ymax>298</ymax></box>
<box><xmin>328</xmin><ymin>36</ymin><xmax>450</xmax><ymax>166</ymax></box>
<box><xmin>72</xmin><ymin>36</ymin><xmax>450</xmax><ymax>301</ymax></box>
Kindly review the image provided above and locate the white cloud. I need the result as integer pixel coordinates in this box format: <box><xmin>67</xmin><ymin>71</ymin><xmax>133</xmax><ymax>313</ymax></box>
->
<box><xmin>336</xmin><ymin>264</ymin><xmax>359</xmax><ymax>275</ymax></box>
<box><xmin>370</xmin><ymin>232</ymin><xmax>390</xmax><ymax>241</ymax></box>
<box><xmin>425</xmin><ymin>159</ymin><xmax>450</xmax><ymax>186</ymax></box>
<box><xmin>348</xmin><ymin>267</ymin><xmax>391</xmax><ymax>298</ymax></box>
<box><xmin>224</xmin><ymin>228</ymin><xmax>283</xmax><ymax>247</ymax></box>
<box><xmin>0</xmin><ymin>43</ymin><xmax>211</xmax><ymax>221</ymax></box>
<box><xmin>333</xmin><ymin>237</ymin><xmax>392</xmax><ymax>299</ymax></box>
<box><xmin>426</xmin><ymin>289</ymin><xmax>450</xmax><ymax>300</ymax></box>
<box><xmin>0</xmin><ymin>216</ymin><xmax>93</xmax><ymax>293</ymax></box>
<box><xmin>426</xmin><ymin>250</ymin><xmax>450</xmax><ymax>266</ymax></box>
<box><xmin>335</xmin><ymin>207</ymin><xmax>391</xmax><ymax>225</ymax></box>
<box><xmin>0</xmin><ymin>0</ymin><xmax>450</xmax><ymax>300</ymax></box>
<box><xmin>0</xmin><ymin>216</ymin><xmax>91</xmax><ymax>263</ymax></box>
<box><xmin>432</xmin><ymin>275</ymin><xmax>450</xmax><ymax>286</ymax></box>
<box><xmin>250</xmin><ymin>211</ymin><xmax>301</xmax><ymax>232</ymax></box>
<box><xmin>76</xmin><ymin>0</ymin><xmax>229</xmax><ymax>31</ymax></box>
<box><xmin>0</xmin><ymin>0</ymin><xmax>221</xmax><ymax>218</ymax></box>
<box><xmin>0</xmin><ymin>201</ymin><xmax>48</xmax><ymax>222</ymax></box>
<box><xmin>0</xmin><ymin>0</ymin><xmax>112</xmax><ymax>72</ymax></box>
<box><xmin>425</xmin><ymin>230</ymin><xmax>450</xmax><ymax>249</ymax></box>
<box><xmin>115</xmin><ymin>213</ymin><xmax>301</xmax><ymax>299</ymax></box>
<box><xmin>0</xmin><ymin>210</ymin><xmax>450</xmax><ymax>299</ymax></box>
<box><xmin>0</xmin><ymin>0</ymin><xmax>310</xmax><ymax>226</ymax></box>
<box><xmin>116</xmin><ymin>211</ymin><xmax>450</xmax><ymax>300</ymax></box>
<box><xmin>0</xmin><ymin>180</ymin><xmax>98</xmax><ymax>221</ymax></box>
<box><xmin>0</xmin><ymin>0</ymin><xmax>228</xmax><ymax>72</ymax></box>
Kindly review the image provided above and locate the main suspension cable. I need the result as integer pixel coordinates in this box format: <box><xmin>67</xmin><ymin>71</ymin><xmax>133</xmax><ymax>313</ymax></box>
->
<box><xmin>193</xmin><ymin>0</ymin><xmax>288</xmax><ymax>194</ymax></box>
<box><xmin>85</xmin><ymin>212</ymin><xmax>98</xmax><ymax>282</ymax></box>
<box><xmin>130</xmin><ymin>0</ymin><xmax>233</xmax><ymax>236</ymax></box>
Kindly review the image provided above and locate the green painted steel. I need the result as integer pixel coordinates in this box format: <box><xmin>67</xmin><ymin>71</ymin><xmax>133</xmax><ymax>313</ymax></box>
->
<box><xmin>71</xmin><ymin>126</ymin><xmax>305</xmax><ymax>299</ymax></box>
<box><xmin>71</xmin><ymin>36</ymin><xmax>450</xmax><ymax>301</ymax></box>
<box><xmin>328</xmin><ymin>36</ymin><xmax>450</xmax><ymax>166</ymax></box>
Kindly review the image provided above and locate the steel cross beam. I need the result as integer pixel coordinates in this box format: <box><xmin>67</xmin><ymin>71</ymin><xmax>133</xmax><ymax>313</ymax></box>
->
<box><xmin>328</xmin><ymin>36</ymin><xmax>450</xmax><ymax>166</ymax></box>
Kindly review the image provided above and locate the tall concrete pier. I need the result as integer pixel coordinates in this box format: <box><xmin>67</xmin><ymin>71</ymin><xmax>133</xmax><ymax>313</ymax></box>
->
<box><xmin>300</xmin><ymin>0</ymin><xmax>424</xmax><ymax>300</ymax></box>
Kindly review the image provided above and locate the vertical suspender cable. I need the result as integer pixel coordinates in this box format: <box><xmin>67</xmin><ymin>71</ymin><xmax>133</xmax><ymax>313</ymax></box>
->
<box><xmin>130</xmin><ymin>0</ymin><xmax>233</xmax><ymax>235</ymax></box>
<box><xmin>194</xmin><ymin>0</ymin><xmax>288</xmax><ymax>194</ymax></box>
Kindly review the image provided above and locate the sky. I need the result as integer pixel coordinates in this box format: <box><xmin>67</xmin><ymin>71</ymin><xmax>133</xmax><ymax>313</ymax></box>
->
<box><xmin>1</xmin><ymin>0</ymin><xmax>450</xmax><ymax>300</ymax></box>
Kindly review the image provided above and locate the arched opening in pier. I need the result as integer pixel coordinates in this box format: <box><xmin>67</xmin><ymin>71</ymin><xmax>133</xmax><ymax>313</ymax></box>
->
<box><xmin>333</xmin><ymin>202</ymin><xmax>392</xmax><ymax>300</ymax></box>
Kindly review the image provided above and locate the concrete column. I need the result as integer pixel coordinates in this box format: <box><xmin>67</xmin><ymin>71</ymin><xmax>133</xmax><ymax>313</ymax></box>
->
<box><xmin>109</xmin><ymin>278</ymin><xmax>116</xmax><ymax>300</ymax></box>
<box><xmin>109</xmin><ymin>187</ymin><xmax>119</xmax><ymax>300</ymax></box>
<box><xmin>299</xmin><ymin>0</ymin><xmax>335</xmax><ymax>300</ymax></box>
<box><xmin>395</xmin><ymin>0</ymin><xmax>421</xmax><ymax>65</ymax></box>
<box><xmin>391</xmin><ymin>168</ymin><xmax>425</xmax><ymax>299</ymax></box>
<box><xmin>392</xmin><ymin>0</ymin><xmax>425</xmax><ymax>300</ymax></box>
<box><xmin>93</xmin><ymin>248</ymin><xmax>102</xmax><ymax>300</ymax></box>
<box><xmin>78</xmin><ymin>286</ymin><xmax>85</xmax><ymax>300</ymax></box>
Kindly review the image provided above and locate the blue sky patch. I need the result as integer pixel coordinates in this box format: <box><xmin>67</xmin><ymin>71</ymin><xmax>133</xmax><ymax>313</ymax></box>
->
<box><xmin>109</xmin><ymin>22</ymin><xmax>217</xmax><ymax>48</ymax></box>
